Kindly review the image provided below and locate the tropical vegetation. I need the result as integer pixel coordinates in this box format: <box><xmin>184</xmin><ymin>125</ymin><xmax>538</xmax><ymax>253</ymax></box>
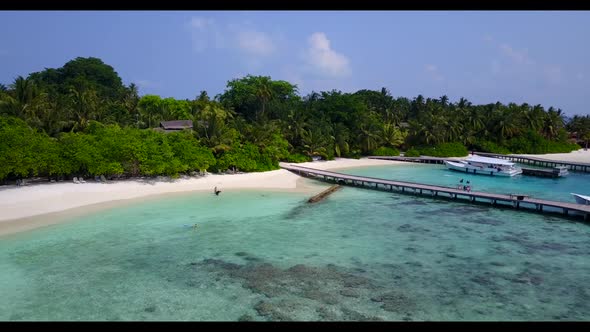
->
<box><xmin>0</xmin><ymin>57</ymin><xmax>586</xmax><ymax>182</ymax></box>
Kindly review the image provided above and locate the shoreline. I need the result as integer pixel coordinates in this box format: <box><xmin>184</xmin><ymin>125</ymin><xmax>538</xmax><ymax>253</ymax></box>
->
<box><xmin>2</xmin><ymin>150</ymin><xmax>588</xmax><ymax>237</ymax></box>
<box><xmin>0</xmin><ymin>158</ymin><xmax>397</xmax><ymax>236</ymax></box>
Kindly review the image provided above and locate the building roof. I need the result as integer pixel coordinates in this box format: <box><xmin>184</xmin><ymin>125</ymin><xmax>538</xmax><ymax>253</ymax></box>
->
<box><xmin>160</xmin><ymin>120</ymin><xmax>193</xmax><ymax>130</ymax></box>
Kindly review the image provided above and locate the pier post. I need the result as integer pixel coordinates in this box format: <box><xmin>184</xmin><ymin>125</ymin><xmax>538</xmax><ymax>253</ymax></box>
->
<box><xmin>563</xmin><ymin>208</ymin><xmax>568</xmax><ymax>216</ymax></box>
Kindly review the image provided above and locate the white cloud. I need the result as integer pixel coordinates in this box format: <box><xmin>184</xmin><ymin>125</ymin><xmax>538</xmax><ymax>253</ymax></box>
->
<box><xmin>280</xmin><ymin>65</ymin><xmax>305</xmax><ymax>91</ymax></box>
<box><xmin>189</xmin><ymin>17</ymin><xmax>214</xmax><ymax>30</ymax></box>
<box><xmin>187</xmin><ymin>16</ymin><xmax>223</xmax><ymax>52</ymax></box>
<box><xmin>188</xmin><ymin>17</ymin><xmax>276</xmax><ymax>57</ymax></box>
<box><xmin>543</xmin><ymin>65</ymin><xmax>563</xmax><ymax>85</ymax></box>
<box><xmin>489</xmin><ymin>40</ymin><xmax>572</xmax><ymax>86</ymax></box>
<box><xmin>499</xmin><ymin>43</ymin><xmax>534</xmax><ymax>65</ymax></box>
<box><xmin>305</xmin><ymin>32</ymin><xmax>351</xmax><ymax>77</ymax></box>
<box><xmin>424</xmin><ymin>64</ymin><xmax>444</xmax><ymax>81</ymax></box>
<box><xmin>236</xmin><ymin>30</ymin><xmax>275</xmax><ymax>56</ymax></box>
<box><xmin>491</xmin><ymin>59</ymin><xmax>501</xmax><ymax>75</ymax></box>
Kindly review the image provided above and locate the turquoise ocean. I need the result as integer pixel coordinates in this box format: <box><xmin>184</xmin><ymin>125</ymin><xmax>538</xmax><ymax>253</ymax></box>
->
<box><xmin>1</xmin><ymin>164</ymin><xmax>589</xmax><ymax>321</ymax></box>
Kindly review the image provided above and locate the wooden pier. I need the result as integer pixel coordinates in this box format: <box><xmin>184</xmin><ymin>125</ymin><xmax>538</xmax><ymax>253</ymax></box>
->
<box><xmin>280</xmin><ymin>163</ymin><xmax>590</xmax><ymax>221</ymax></box>
<box><xmin>474</xmin><ymin>152</ymin><xmax>590</xmax><ymax>173</ymax></box>
<box><xmin>368</xmin><ymin>156</ymin><xmax>567</xmax><ymax>178</ymax></box>
<box><xmin>521</xmin><ymin>167</ymin><xmax>565</xmax><ymax>178</ymax></box>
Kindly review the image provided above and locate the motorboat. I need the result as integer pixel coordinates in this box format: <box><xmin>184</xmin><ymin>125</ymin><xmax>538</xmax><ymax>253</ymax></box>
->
<box><xmin>444</xmin><ymin>155</ymin><xmax>522</xmax><ymax>177</ymax></box>
<box><xmin>553</xmin><ymin>165</ymin><xmax>569</xmax><ymax>177</ymax></box>
<box><xmin>571</xmin><ymin>193</ymin><xmax>590</xmax><ymax>205</ymax></box>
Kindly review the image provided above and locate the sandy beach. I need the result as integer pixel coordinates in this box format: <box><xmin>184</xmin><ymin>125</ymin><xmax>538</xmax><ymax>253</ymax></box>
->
<box><xmin>516</xmin><ymin>149</ymin><xmax>590</xmax><ymax>164</ymax></box>
<box><xmin>0</xmin><ymin>158</ymin><xmax>397</xmax><ymax>235</ymax></box>
<box><xmin>1</xmin><ymin>151</ymin><xmax>588</xmax><ymax>236</ymax></box>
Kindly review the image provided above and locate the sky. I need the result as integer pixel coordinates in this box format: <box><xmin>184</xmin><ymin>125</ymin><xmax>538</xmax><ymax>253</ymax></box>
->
<box><xmin>1</xmin><ymin>11</ymin><xmax>589</xmax><ymax>116</ymax></box>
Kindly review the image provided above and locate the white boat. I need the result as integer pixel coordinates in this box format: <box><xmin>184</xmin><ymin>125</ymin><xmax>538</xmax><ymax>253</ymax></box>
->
<box><xmin>553</xmin><ymin>165</ymin><xmax>569</xmax><ymax>177</ymax></box>
<box><xmin>571</xmin><ymin>193</ymin><xmax>590</xmax><ymax>205</ymax></box>
<box><xmin>444</xmin><ymin>155</ymin><xmax>522</xmax><ymax>177</ymax></box>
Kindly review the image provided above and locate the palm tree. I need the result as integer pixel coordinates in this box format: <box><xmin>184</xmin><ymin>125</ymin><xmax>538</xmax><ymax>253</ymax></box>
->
<box><xmin>408</xmin><ymin>120</ymin><xmax>435</xmax><ymax>145</ymax></box>
<box><xmin>254</xmin><ymin>76</ymin><xmax>273</xmax><ymax>120</ymax></box>
<box><xmin>0</xmin><ymin>76</ymin><xmax>43</xmax><ymax>120</ymax></box>
<box><xmin>542</xmin><ymin>107</ymin><xmax>565</xmax><ymax>140</ymax></box>
<box><xmin>331</xmin><ymin>122</ymin><xmax>350</xmax><ymax>157</ymax></box>
<box><xmin>68</xmin><ymin>86</ymin><xmax>98</xmax><ymax>131</ymax></box>
<box><xmin>357</xmin><ymin>123</ymin><xmax>381</xmax><ymax>153</ymax></box>
<box><xmin>301</xmin><ymin>127</ymin><xmax>331</xmax><ymax>157</ymax></box>
<box><xmin>567</xmin><ymin>115</ymin><xmax>590</xmax><ymax>149</ymax></box>
<box><xmin>493</xmin><ymin>106</ymin><xmax>520</xmax><ymax>141</ymax></box>
<box><xmin>381</xmin><ymin>123</ymin><xmax>406</xmax><ymax>148</ymax></box>
<box><xmin>519</xmin><ymin>104</ymin><xmax>543</xmax><ymax>132</ymax></box>
<box><xmin>34</xmin><ymin>95</ymin><xmax>70</xmax><ymax>136</ymax></box>
<box><xmin>244</xmin><ymin>121</ymin><xmax>280</xmax><ymax>148</ymax></box>
<box><xmin>439</xmin><ymin>95</ymin><xmax>449</xmax><ymax>107</ymax></box>
<box><xmin>383</xmin><ymin>107</ymin><xmax>401</xmax><ymax>125</ymax></box>
<box><xmin>123</xmin><ymin>83</ymin><xmax>140</xmax><ymax>118</ymax></box>
<box><xmin>195</xmin><ymin>102</ymin><xmax>231</xmax><ymax>136</ymax></box>
<box><xmin>457</xmin><ymin>97</ymin><xmax>471</xmax><ymax>109</ymax></box>
<box><xmin>284</xmin><ymin>109</ymin><xmax>309</xmax><ymax>148</ymax></box>
<box><xmin>204</xmin><ymin>119</ymin><xmax>237</xmax><ymax>154</ymax></box>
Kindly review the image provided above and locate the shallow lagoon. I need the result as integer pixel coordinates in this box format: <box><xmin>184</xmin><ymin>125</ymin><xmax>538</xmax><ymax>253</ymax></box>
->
<box><xmin>1</xmin><ymin>165</ymin><xmax>589</xmax><ymax>321</ymax></box>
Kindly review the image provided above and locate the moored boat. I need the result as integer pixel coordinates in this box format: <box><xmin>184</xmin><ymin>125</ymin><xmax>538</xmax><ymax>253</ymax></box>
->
<box><xmin>553</xmin><ymin>166</ymin><xmax>569</xmax><ymax>176</ymax></box>
<box><xmin>444</xmin><ymin>155</ymin><xmax>522</xmax><ymax>177</ymax></box>
<box><xmin>571</xmin><ymin>193</ymin><xmax>590</xmax><ymax>205</ymax></box>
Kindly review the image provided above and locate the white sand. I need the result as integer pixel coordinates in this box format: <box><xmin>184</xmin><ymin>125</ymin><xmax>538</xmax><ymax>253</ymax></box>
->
<box><xmin>0</xmin><ymin>158</ymin><xmax>399</xmax><ymax>234</ymax></box>
<box><xmin>516</xmin><ymin>149</ymin><xmax>590</xmax><ymax>164</ymax></box>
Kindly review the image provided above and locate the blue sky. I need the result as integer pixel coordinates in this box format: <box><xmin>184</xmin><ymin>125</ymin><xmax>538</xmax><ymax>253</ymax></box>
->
<box><xmin>1</xmin><ymin>11</ymin><xmax>589</xmax><ymax>116</ymax></box>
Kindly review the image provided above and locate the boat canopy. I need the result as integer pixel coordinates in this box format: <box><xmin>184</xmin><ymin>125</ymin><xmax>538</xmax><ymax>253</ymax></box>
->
<box><xmin>467</xmin><ymin>155</ymin><xmax>515</xmax><ymax>166</ymax></box>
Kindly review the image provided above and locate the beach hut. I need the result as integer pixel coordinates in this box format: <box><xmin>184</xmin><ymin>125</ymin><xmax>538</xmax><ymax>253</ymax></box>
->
<box><xmin>159</xmin><ymin>120</ymin><xmax>193</xmax><ymax>133</ymax></box>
